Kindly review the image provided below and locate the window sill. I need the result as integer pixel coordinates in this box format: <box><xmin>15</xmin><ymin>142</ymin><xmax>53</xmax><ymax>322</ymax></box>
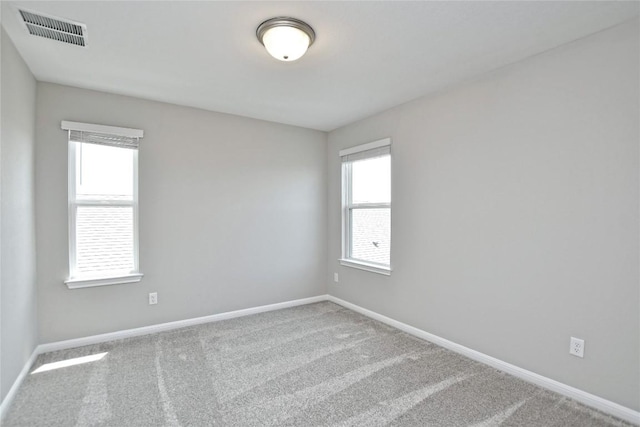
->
<box><xmin>339</xmin><ymin>259</ymin><xmax>391</xmax><ymax>276</ymax></box>
<box><xmin>65</xmin><ymin>273</ymin><xmax>144</xmax><ymax>289</ymax></box>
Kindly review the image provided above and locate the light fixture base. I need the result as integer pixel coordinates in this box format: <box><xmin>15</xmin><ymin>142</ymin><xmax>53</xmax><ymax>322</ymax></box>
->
<box><xmin>256</xmin><ymin>17</ymin><xmax>316</xmax><ymax>47</ymax></box>
<box><xmin>256</xmin><ymin>17</ymin><xmax>315</xmax><ymax>61</ymax></box>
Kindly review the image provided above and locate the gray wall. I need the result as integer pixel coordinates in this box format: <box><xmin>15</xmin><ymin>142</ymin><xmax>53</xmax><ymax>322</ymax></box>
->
<box><xmin>35</xmin><ymin>83</ymin><xmax>327</xmax><ymax>343</ymax></box>
<box><xmin>1</xmin><ymin>30</ymin><xmax>38</xmax><ymax>401</ymax></box>
<box><xmin>327</xmin><ymin>19</ymin><xmax>639</xmax><ymax>410</ymax></box>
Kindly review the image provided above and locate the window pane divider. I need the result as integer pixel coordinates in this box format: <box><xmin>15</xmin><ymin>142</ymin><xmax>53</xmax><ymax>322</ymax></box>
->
<box><xmin>348</xmin><ymin>203</ymin><xmax>391</xmax><ymax>209</ymax></box>
<box><xmin>74</xmin><ymin>200</ymin><xmax>134</xmax><ymax>206</ymax></box>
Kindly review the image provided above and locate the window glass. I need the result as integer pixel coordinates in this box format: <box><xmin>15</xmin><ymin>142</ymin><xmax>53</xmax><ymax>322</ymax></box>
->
<box><xmin>350</xmin><ymin>207</ymin><xmax>390</xmax><ymax>265</ymax></box>
<box><xmin>351</xmin><ymin>156</ymin><xmax>391</xmax><ymax>204</ymax></box>
<box><xmin>76</xmin><ymin>205</ymin><xmax>134</xmax><ymax>275</ymax></box>
<box><xmin>76</xmin><ymin>143</ymin><xmax>133</xmax><ymax>201</ymax></box>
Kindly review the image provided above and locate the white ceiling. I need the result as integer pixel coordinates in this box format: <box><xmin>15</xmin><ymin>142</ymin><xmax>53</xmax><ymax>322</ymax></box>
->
<box><xmin>2</xmin><ymin>1</ymin><xmax>638</xmax><ymax>131</ymax></box>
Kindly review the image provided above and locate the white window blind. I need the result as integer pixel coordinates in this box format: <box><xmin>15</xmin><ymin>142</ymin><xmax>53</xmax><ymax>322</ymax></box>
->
<box><xmin>341</xmin><ymin>145</ymin><xmax>390</xmax><ymax>163</ymax></box>
<box><xmin>63</xmin><ymin>121</ymin><xmax>143</xmax><ymax>288</ymax></box>
<box><xmin>69</xmin><ymin>130</ymin><xmax>139</xmax><ymax>150</ymax></box>
<box><xmin>340</xmin><ymin>138</ymin><xmax>392</xmax><ymax>275</ymax></box>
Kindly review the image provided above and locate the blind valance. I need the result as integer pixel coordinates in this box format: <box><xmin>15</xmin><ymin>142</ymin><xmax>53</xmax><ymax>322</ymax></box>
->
<box><xmin>340</xmin><ymin>138</ymin><xmax>391</xmax><ymax>163</ymax></box>
<box><xmin>62</xmin><ymin>121</ymin><xmax>143</xmax><ymax>150</ymax></box>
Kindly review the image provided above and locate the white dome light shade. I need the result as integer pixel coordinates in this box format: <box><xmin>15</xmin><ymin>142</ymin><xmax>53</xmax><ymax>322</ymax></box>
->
<box><xmin>263</xmin><ymin>26</ymin><xmax>310</xmax><ymax>61</ymax></box>
<box><xmin>257</xmin><ymin>17</ymin><xmax>315</xmax><ymax>62</ymax></box>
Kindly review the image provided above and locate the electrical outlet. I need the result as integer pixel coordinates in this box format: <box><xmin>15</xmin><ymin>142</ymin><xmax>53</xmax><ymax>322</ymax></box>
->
<box><xmin>149</xmin><ymin>292</ymin><xmax>158</xmax><ymax>305</ymax></box>
<box><xmin>334</xmin><ymin>273</ymin><xmax>339</xmax><ymax>283</ymax></box>
<box><xmin>570</xmin><ymin>337</ymin><xmax>584</xmax><ymax>358</ymax></box>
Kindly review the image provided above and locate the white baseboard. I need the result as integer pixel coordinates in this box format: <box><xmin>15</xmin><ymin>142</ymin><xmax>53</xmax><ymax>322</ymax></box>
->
<box><xmin>327</xmin><ymin>295</ymin><xmax>640</xmax><ymax>425</ymax></box>
<box><xmin>38</xmin><ymin>295</ymin><xmax>328</xmax><ymax>353</ymax></box>
<box><xmin>0</xmin><ymin>347</ymin><xmax>39</xmax><ymax>421</ymax></box>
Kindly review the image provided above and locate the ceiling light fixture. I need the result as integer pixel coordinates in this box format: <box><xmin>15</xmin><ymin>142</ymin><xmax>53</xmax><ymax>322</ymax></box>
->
<box><xmin>256</xmin><ymin>17</ymin><xmax>315</xmax><ymax>62</ymax></box>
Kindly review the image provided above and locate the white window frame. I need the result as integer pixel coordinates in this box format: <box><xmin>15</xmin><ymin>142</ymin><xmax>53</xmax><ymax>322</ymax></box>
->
<box><xmin>339</xmin><ymin>138</ymin><xmax>392</xmax><ymax>275</ymax></box>
<box><xmin>62</xmin><ymin>121</ymin><xmax>144</xmax><ymax>289</ymax></box>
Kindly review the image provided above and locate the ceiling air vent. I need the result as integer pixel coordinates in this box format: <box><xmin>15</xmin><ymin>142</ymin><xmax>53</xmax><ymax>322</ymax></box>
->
<box><xmin>18</xmin><ymin>9</ymin><xmax>87</xmax><ymax>47</ymax></box>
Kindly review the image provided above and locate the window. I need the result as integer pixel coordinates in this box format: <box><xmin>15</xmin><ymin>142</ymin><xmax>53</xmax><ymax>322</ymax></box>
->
<box><xmin>340</xmin><ymin>138</ymin><xmax>391</xmax><ymax>275</ymax></box>
<box><xmin>62</xmin><ymin>121</ymin><xmax>143</xmax><ymax>289</ymax></box>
